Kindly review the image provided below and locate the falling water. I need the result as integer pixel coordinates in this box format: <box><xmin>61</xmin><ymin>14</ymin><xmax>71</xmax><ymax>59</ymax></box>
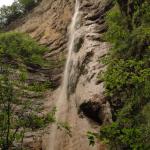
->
<box><xmin>47</xmin><ymin>0</ymin><xmax>80</xmax><ymax>149</ymax></box>
<box><xmin>61</xmin><ymin>0</ymin><xmax>80</xmax><ymax>98</ymax></box>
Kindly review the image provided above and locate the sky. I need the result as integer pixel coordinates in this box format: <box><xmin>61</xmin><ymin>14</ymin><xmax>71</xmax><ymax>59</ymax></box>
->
<box><xmin>0</xmin><ymin>0</ymin><xmax>14</xmax><ymax>7</ymax></box>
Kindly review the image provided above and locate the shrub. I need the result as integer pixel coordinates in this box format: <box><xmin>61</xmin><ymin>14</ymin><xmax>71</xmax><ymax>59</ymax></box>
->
<box><xmin>27</xmin><ymin>81</ymin><xmax>53</xmax><ymax>92</ymax></box>
<box><xmin>23</xmin><ymin>111</ymin><xmax>56</xmax><ymax>130</ymax></box>
<box><xmin>93</xmin><ymin>0</ymin><xmax>150</xmax><ymax>149</ymax></box>
<box><xmin>0</xmin><ymin>32</ymin><xmax>47</xmax><ymax>67</ymax></box>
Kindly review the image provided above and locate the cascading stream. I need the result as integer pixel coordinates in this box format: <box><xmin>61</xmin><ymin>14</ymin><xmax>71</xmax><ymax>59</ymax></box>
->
<box><xmin>47</xmin><ymin>0</ymin><xmax>80</xmax><ymax>149</ymax></box>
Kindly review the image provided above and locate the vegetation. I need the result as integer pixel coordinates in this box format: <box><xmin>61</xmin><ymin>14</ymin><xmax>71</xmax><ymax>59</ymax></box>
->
<box><xmin>0</xmin><ymin>31</ymin><xmax>56</xmax><ymax>149</ymax></box>
<box><xmin>0</xmin><ymin>32</ymin><xmax>47</xmax><ymax>67</ymax></box>
<box><xmin>19</xmin><ymin>0</ymin><xmax>41</xmax><ymax>12</ymax></box>
<box><xmin>92</xmin><ymin>0</ymin><xmax>150</xmax><ymax>149</ymax></box>
<box><xmin>0</xmin><ymin>66</ymin><xmax>56</xmax><ymax>150</ymax></box>
<box><xmin>0</xmin><ymin>1</ymin><xmax>23</xmax><ymax>27</ymax></box>
<box><xmin>0</xmin><ymin>0</ymin><xmax>41</xmax><ymax>28</ymax></box>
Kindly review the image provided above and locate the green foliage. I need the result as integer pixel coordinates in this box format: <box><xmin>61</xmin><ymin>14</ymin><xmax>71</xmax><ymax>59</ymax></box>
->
<box><xmin>23</xmin><ymin>110</ymin><xmax>56</xmax><ymax>130</ymax></box>
<box><xmin>19</xmin><ymin>0</ymin><xmax>38</xmax><ymax>11</ymax></box>
<box><xmin>103</xmin><ymin>59</ymin><xmax>150</xmax><ymax>98</ymax></box>
<box><xmin>27</xmin><ymin>81</ymin><xmax>53</xmax><ymax>92</ymax></box>
<box><xmin>0</xmin><ymin>32</ymin><xmax>47</xmax><ymax>67</ymax></box>
<box><xmin>0</xmin><ymin>34</ymin><xmax>53</xmax><ymax>149</ymax></box>
<box><xmin>19</xmin><ymin>69</ymin><xmax>28</xmax><ymax>81</ymax></box>
<box><xmin>57</xmin><ymin>121</ymin><xmax>72</xmax><ymax>137</ymax></box>
<box><xmin>87</xmin><ymin>131</ymin><xmax>98</xmax><ymax>146</ymax></box>
<box><xmin>94</xmin><ymin>0</ymin><xmax>150</xmax><ymax>149</ymax></box>
<box><xmin>105</xmin><ymin>3</ymin><xmax>150</xmax><ymax>59</ymax></box>
<box><xmin>0</xmin><ymin>66</ymin><xmax>56</xmax><ymax>149</ymax></box>
<box><xmin>0</xmin><ymin>1</ymin><xmax>23</xmax><ymax>28</ymax></box>
<box><xmin>0</xmin><ymin>0</ymin><xmax>41</xmax><ymax>28</ymax></box>
<box><xmin>100</xmin><ymin>122</ymin><xmax>150</xmax><ymax>150</ymax></box>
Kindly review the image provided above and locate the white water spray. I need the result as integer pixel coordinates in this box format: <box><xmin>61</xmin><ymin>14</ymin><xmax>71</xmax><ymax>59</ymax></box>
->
<box><xmin>47</xmin><ymin>1</ymin><xmax>80</xmax><ymax>149</ymax></box>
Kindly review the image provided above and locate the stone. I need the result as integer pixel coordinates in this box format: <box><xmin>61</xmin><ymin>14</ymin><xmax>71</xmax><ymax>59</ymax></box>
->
<box><xmin>73</xmin><ymin>36</ymin><xmax>84</xmax><ymax>52</ymax></box>
<box><xmin>79</xmin><ymin>100</ymin><xmax>103</xmax><ymax>124</ymax></box>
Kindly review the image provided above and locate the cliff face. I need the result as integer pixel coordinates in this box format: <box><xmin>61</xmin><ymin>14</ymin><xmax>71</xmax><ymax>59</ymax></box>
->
<box><xmin>12</xmin><ymin>0</ymin><xmax>112</xmax><ymax>149</ymax></box>
<box><xmin>10</xmin><ymin>0</ymin><xmax>74</xmax><ymax>89</ymax></box>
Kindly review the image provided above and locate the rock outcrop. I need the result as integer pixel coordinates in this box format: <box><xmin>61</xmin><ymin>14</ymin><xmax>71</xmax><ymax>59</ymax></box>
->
<box><xmin>10</xmin><ymin>0</ymin><xmax>113</xmax><ymax>149</ymax></box>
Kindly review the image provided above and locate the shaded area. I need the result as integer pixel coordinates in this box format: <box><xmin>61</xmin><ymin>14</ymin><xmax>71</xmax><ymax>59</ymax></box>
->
<box><xmin>79</xmin><ymin>101</ymin><xmax>102</xmax><ymax>124</ymax></box>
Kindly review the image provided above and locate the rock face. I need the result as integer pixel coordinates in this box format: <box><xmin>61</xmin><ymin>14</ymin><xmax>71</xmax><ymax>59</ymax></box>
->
<box><xmin>9</xmin><ymin>0</ymin><xmax>75</xmax><ymax>88</ymax></box>
<box><xmin>12</xmin><ymin>0</ymin><xmax>113</xmax><ymax>149</ymax></box>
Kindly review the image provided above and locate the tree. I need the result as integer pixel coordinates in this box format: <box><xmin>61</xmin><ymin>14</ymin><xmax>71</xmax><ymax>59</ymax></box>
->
<box><xmin>19</xmin><ymin>0</ymin><xmax>39</xmax><ymax>12</ymax></box>
<box><xmin>0</xmin><ymin>67</ymin><xmax>23</xmax><ymax>149</ymax></box>
<box><xmin>0</xmin><ymin>0</ymin><xmax>41</xmax><ymax>28</ymax></box>
<box><xmin>0</xmin><ymin>66</ymin><xmax>56</xmax><ymax>149</ymax></box>
<box><xmin>0</xmin><ymin>1</ymin><xmax>23</xmax><ymax>27</ymax></box>
<box><xmin>0</xmin><ymin>31</ymin><xmax>55</xmax><ymax>149</ymax></box>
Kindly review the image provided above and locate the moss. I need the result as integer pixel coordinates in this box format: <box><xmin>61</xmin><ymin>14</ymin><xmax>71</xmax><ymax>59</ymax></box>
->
<box><xmin>27</xmin><ymin>81</ymin><xmax>54</xmax><ymax>92</ymax></box>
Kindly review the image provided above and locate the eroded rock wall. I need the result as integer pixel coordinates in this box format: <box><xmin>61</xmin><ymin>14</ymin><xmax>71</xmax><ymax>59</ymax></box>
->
<box><xmin>44</xmin><ymin>0</ymin><xmax>112</xmax><ymax>150</ymax></box>
<box><xmin>48</xmin><ymin>0</ymin><xmax>113</xmax><ymax>150</ymax></box>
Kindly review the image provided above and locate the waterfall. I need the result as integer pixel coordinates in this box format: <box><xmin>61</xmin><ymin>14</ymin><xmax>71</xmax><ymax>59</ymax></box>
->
<box><xmin>47</xmin><ymin>0</ymin><xmax>80</xmax><ymax>149</ymax></box>
<box><xmin>63</xmin><ymin>0</ymin><xmax>80</xmax><ymax>97</ymax></box>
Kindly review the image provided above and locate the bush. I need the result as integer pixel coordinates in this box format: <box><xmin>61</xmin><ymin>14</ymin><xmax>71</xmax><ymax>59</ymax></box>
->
<box><xmin>0</xmin><ymin>32</ymin><xmax>47</xmax><ymax>67</ymax></box>
<box><xmin>27</xmin><ymin>81</ymin><xmax>53</xmax><ymax>92</ymax></box>
<box><xmin>23</xmin><ymin>110</ymin><xmax>56</xmax><ymax>130</ymax></box>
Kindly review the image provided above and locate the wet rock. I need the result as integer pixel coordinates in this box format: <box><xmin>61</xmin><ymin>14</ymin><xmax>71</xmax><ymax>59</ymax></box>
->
<box><xmin>86</xmin><ymin>33</ymin><xmax>103</xmax><ymax>41</ymax></box>
<box><xmin>74</xmin><ymin>36</ymin><xmax>84</xmax><ymax>52</ymax></box>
